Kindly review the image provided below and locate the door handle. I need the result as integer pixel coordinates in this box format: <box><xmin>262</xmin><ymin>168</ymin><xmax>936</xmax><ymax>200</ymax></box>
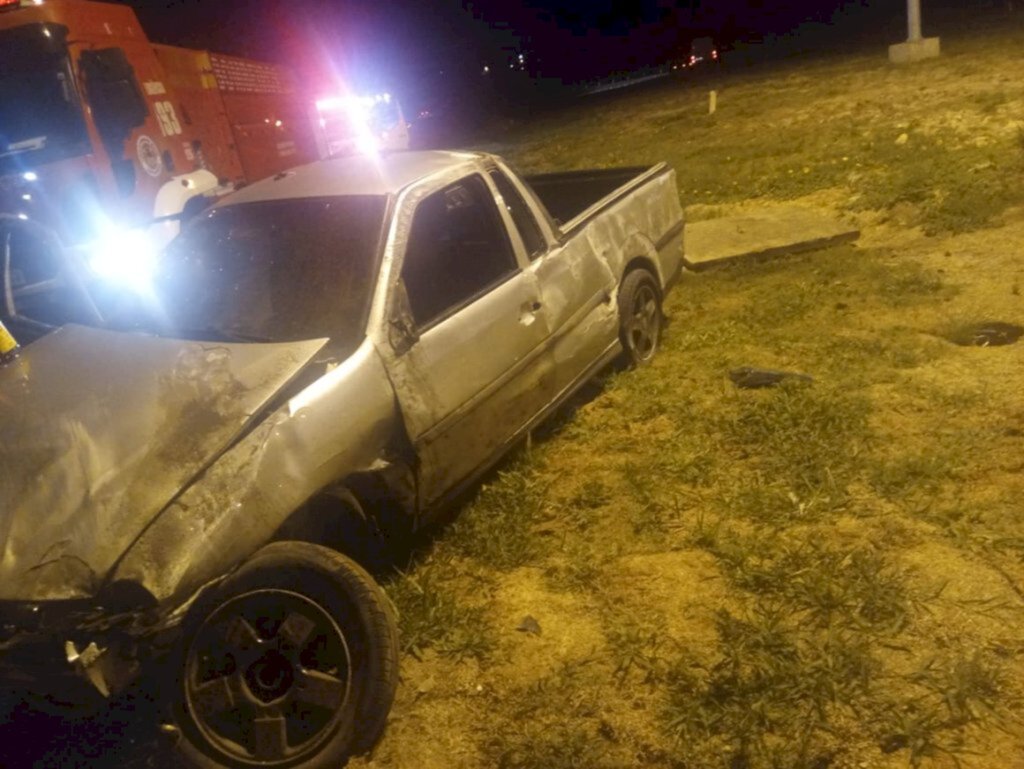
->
<box><xmin>520</xmin><ymin>299</ymin><xmax>543</xmax><ymax>327</ymax></box>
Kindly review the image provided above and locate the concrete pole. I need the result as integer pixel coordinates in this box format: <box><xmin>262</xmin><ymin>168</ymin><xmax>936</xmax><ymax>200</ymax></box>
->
<box><xmin>890</xmin><ymin>0</ymin><xmax>938</xmax><ymax>62</ymax></box>
<box><xmin>907</xmin><ymin>0</ymin><xmax>923</xmax><ymax>42</ymax></box>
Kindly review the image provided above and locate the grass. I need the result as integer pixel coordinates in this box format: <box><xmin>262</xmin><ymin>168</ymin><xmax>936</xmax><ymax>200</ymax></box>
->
<box><xmin>719</xmin><ymin>381</ymin><xmax>870</xmax><ymax>495</ymax></box>
<box><xmin>479</xmin><ymin>660</ymin><xmax>618</xmax><ymax>769</ymax></box>
<box><xmin>662</xmin><ymin>606</ymin><xmax>879</xmax><ymax>768</ymax></box>
<box><xmin>443</xmin><ymin>462</ymin><xmax>550</xmax><ymax>570</ymax></box>
<box><xmin>387</xmin><ymin>563</ymin><xmax>496</xmax><ymax>661</ymax></box>
<box><xmin>363</xmin><ymin>14</ymin><xmax>1024</xmax><ymax>769</ymax></box>
<box><xmin>543</xmin><ymin>536</ymin><xmax>614</xmax><ymax>593</ymax></box>
<box><xmin>507</xmin><ymin>35</ymin><xmax>1024</xmax><ymax>236</ymax></box>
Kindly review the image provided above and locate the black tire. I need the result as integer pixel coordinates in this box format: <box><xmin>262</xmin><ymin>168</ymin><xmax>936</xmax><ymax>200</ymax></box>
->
<box><xmin>617</xmin><ymin>268</ymin><xmax>663</xmax><ymax>367</ymax></box>
<box><xmin>171</xmin><ymin>542</ymin><xmax>399</xmax><ymax>769</ymax></box>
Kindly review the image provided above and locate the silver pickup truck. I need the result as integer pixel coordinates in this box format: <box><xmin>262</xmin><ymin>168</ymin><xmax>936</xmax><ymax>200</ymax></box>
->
<box><xmin>0</xmin><ymin>150</ymin><xmax>683</xmax><ymax>768</ymax></box>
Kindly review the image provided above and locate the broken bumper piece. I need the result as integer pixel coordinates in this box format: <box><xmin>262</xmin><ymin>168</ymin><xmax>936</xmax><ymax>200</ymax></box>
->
<box><xmin>0</xmin><ymin>601</ymin><xmax>154</xmax><ymax>705</ymax></box>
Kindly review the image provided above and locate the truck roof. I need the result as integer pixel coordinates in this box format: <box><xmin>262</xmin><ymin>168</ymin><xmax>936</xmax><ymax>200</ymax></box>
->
<box><xmin>217</xmin><ymin>150</ymin><xmax>486</xmax><ymax>206</ymax></box>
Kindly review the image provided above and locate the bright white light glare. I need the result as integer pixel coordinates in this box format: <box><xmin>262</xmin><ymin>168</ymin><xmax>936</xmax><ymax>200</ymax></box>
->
<box><xmin>318</xmin><ymin>93</ymin><xmax>392</xmax><ymax>113</ymax></box>
<box><xmin>343</xmin><ymin>98</ymin><xmax>372</xmax><ymax>124</ymax></box>
<box><xmin>22</xmin><ymin>171</ymin><xmax>38</xmax><ymax>181</ymax></box>
<box><xmin>274</xmin><ymin>119</ymin><xmax>283</xmax><ymax>127</ymax></box>
<box><xmin>315</xmin><ymin>92</ymin><xmax>394</xmax><ymax>156</ymax></box>
<box><xmin>342</xmin><ymin>100</ymin><xmax>377</xmax><ymax>153</ymax></box>
<box><xmin>21</xmin><ymin>193</ymin><xmax>31</xmax><ymax>201</ymax></box>
<box><xmin>316</xmin><ymin>96</ymin><xmax>343</xmax><ymax>112</ymax></box>
<box><xmin>88</xmin><ymin>228</ymin><xmax>158</xmax><ymax>293</ymax></box>
<box><xmin>355</xmin><ymin>132</ymin><xmax>379</xmax><ymax>156</ymax></box>
<box><xmin>16</xmin><ymin>213</ymin><xmax>28</xmax><ymax>221</ymax></box>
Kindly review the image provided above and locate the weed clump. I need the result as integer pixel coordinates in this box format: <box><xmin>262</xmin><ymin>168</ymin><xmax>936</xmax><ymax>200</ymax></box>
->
<box><xmin>387</xmin><ymin>565</ymin><xmax>496</xmax><ymax>661</ymax></box>
<box><xmin>481</xmin><ymin>660</ymin><xmax>620</xmax><ymax>769</ymax></box>
<box><xmin>446</xmin><ymin>463</ymin><xmax>550</xmax><ymax>570</ymax></box>
<box><xmin>870</xmin><ymin>648</ymin><xmax>1010</xmax><ymax>767</ymax></box>
<box><xmin>663</xmin><ymin>605</ymin><xmax>878</xmax><ymax>769</ymax></box>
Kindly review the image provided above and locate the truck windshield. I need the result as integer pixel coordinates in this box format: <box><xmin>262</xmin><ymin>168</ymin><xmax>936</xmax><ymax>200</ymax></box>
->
<box><xmin>0</xmin><ymin>24</ymin><xmax>89</xmax><ymax>176</ymax></box>
<box><xmin>134</xmin><ymin>196</ymin><xmax>387</xmax><ymax>352</ymax></box>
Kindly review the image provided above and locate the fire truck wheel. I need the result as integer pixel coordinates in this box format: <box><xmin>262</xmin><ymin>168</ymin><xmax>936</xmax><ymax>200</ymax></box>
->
<box><xmin>171</xmin><ymin>542</ymin><xmax>399</xmax><ymax>769</ymax></box>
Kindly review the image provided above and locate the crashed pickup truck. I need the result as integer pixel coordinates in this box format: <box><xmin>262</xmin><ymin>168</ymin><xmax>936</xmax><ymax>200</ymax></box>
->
<box><xmin>0</xmin><ymin>150</ymin><xmax>683</xmax><ymax>768</ymax></box>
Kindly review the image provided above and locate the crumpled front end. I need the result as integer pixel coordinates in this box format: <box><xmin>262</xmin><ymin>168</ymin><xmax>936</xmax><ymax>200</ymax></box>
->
<box><xmin>0</xmin><ymin>324</ymin><xmax>328</xmax><ymax>602</ymax></box>
<box><xmin>0</xmin><ymin>596</ymin><xmax>159</xmax><ymax>707</ymax></box>
<box><xmin>0</xmin><ymin>325</ymin><xmax>330</xmax><ymax>702</ymax></box>
<box><xmin>0</xmin><ymin>333</ymin><xmax>400</xmax><ymax>705</ymax></box>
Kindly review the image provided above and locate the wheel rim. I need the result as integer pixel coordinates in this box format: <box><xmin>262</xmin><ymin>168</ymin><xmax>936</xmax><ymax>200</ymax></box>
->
<box><xmin>184</xmin><ymin>589</ymin><xmax>352</xmax><ymax>766</ymax></box>
<box><xmin>627</xmin><ymin>283</ymin><xmax>660</xmax><ymax>361</ymax></box>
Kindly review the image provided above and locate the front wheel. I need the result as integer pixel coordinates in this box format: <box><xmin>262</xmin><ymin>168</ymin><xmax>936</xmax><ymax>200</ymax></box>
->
<box><xmin>617</xmin><ymin>268</ymin><xmax>663</xmax><ymax>367</ymax></box>
<box><xmin>171</xmin><ymin>542</ymin><xmax>399</xmax><ymax>769</ymax></box>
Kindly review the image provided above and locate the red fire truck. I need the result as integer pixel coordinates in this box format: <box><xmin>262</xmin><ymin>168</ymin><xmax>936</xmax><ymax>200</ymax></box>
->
<box><xmin>0</xmin><ymin>0</ymin><xmax>403</xmax><ymax>280</ymax></box>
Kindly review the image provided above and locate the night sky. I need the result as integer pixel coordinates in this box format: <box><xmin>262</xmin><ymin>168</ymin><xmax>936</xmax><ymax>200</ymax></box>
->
<box><xmin>119</xmin><ymin>1</ymin><xmax>851</xmax><ymax>82</ymax></box>
<box><xmin>111</xmin><ymin>0</ymin><xmax>975</xmax><ymax>115</ymax></box>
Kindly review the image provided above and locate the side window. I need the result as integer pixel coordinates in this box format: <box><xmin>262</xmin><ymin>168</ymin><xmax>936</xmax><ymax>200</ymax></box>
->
<box><xmin>401</xmin><ymin>175</ymin><xmax>518</xmax><ymax>328</ymax></box>
<box><xmin>489</xmin><ymin>170</ymin><xmax>546</xmax><ymax>260</ymax></box>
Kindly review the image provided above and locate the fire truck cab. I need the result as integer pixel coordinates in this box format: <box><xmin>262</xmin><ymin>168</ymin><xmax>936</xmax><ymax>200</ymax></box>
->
<box><xmin>5</xmin><ymin>0</ymin><xmax>314</xmax><ymax>232</ymax></box>
<box><xmin>1</xmin><ymin>0</ymin><xmax>329</xmax><ymax>248</ymax></box>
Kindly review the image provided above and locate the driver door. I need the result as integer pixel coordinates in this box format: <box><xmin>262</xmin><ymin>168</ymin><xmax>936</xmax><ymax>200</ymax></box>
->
<box><xmin>383</xmin><ymin>173</ymin><xmax>554</xmax><ymax>507</ymax></box>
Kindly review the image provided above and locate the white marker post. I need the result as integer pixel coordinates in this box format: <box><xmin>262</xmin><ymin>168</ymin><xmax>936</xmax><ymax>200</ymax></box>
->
<box><xmin>908</xmin><ymin>0</ymin><xmax>922</xmax><ymax>41</ymax></box>
<box><xmin>889</xmin><ymin>0</ymin><xmax>940</xmax><ymax>63</ymax></box>
<box><xmin>709</xmin><ymin>90</ymin><xmax>717</xmax><ymax>115</ymax></box>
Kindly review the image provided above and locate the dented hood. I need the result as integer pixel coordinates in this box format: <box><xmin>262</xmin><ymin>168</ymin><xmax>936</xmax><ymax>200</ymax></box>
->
<box><xmin>0</xmin><ymin>325</ymin><xmax>328</xmax><ymax>601</ymax></box>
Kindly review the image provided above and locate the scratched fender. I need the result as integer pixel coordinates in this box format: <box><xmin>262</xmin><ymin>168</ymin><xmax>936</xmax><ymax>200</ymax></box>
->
<box><xmin>111</xmin><ymin>338</ymin><xmax>399</xmax><ymax>605</ymax></box>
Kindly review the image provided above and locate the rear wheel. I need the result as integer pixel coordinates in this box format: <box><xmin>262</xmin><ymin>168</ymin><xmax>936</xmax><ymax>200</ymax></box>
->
<box><xmin>617</xmin><ymin>268</ymin><xmax>663</xmax><ymax>367</ymax></box>
<box><xmin>172</xmin><ymin>542</ymin><xmax>399</xmax><ymax>769</ymax></box>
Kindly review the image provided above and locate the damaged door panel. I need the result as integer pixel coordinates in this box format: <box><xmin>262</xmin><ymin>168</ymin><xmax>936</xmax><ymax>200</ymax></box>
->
<box><xmin>381</xmin><ymin>173</ymin><xmax>554</xmax><ymax>506</ymax></box>
<box><xmin>488</xmin><ymin>164</ymin><xmax>619</xmax><ymax>400</ymax></box>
